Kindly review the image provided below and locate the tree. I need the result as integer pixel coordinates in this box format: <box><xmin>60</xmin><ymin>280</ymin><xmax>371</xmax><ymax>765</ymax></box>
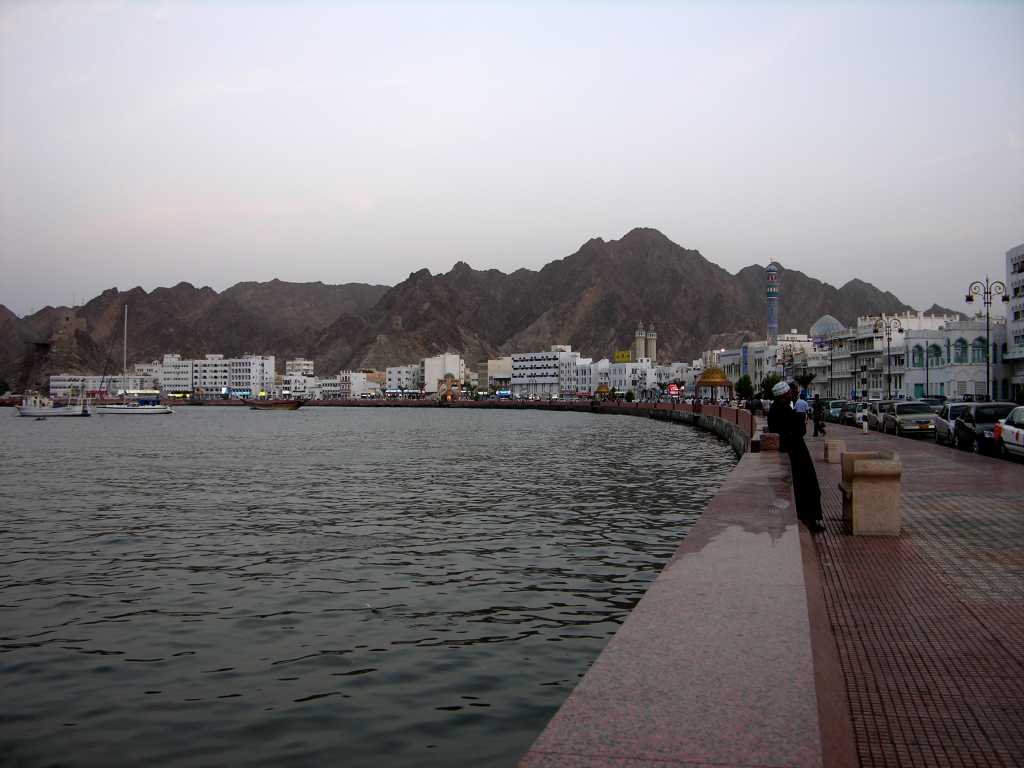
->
<box><xmin>795</xmin><ymin>373</ymin><xmax>816</xmax><ymax>390</ymax></box>
<box><xmin>760</xmin><ymin>372</ymin><xmax>783</xmax><ymax>400</ymax></box>
<box><xmin>0</xmin><ymin>379</ymin><xmax>9</xmax><ymax>396</ymax></box>
<box><xmin>625</xmin><ymin>390</ymin><xmax>635</xmax><ymax>402</ymax></box>
<box><xmin>735</xmin><ymin>375</ymin><xmax>754</xmax><ymax>400</ymax></box>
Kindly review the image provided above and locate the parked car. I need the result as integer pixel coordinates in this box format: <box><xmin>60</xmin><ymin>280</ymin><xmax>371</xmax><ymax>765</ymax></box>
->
<box><xmin>934</xmin><ymin>402</ymin><xmax>971</xmax><ymax>446</ymax></box>
<box><xmin>882</xmin><ymin>401</ymin><xmax>936</xmax><ymax>437</ymax></box>
<box><xmin>920</xmin><ymin>395</ymin><xmax>947</xmax><ymax>413</ymax></box>
<box><xmin>866</xmin><ymin>400</ymin><xmax>894</xmax><ymax>431</ymax></box>
<box><xmin>828</xmin><ymin>400</ymin><xmax>847</xmax><ymax>421</ymax></box>
<box><xmin>952</xmin><ymin>402</ymin><xmax>1018</xmax><ymax>454</ymax></box>
<box><xmin>994</xmin><ymin>405</ymin><xmax>1024</xmax><ymax>459</ymax></box>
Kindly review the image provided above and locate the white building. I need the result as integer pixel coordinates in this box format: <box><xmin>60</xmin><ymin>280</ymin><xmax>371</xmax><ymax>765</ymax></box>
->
<box><xmin>902</xmin><ymin>320</ymin><xmax>1008</xmax><ymax>401</ymax></box>
<box><xmin>421</xmin><ymin>353</ymin><xmax>465</xmax><ymax>394</ymax></box>
<box><xmin>285</xmin><ymin>358</ymin><xmax>315</xmax><ymax>377</ymax></box>
<box><xmin>338</xmin><ymin>371</ymin><xmax>370</xmax><ymax>399</ymax></box>
<box><xmin>487</xmin><ymin>357</ymin><xmax>513</xmax><ymax>391</ymax></box>
<box><xmin>386</xmin><ymin>364</ymin><xmax>423</xmax><ymax>393</ymax></box>
<box><xmin>49</xmin><ymin>374</ymin><xmax>153</xmax><ymax>398</ymax></box>
<box><xmin>156</xmin><ymin>353</ymin><xmax>275</xmax><ymax>398</ymax></box>
<box><xmin>609</xmin><ymin>358</ymin><xmax>656</xmax><ymax>398</ymax></box>
<box><xmin>1006</xmin><ymin>242</ymin><xmax>1024</xmax><ymax>402</ymax></box>
<box><xmin>511</xmin><ymin>346</ymin><xmax>580</xmax><ymax>398</ymax></box>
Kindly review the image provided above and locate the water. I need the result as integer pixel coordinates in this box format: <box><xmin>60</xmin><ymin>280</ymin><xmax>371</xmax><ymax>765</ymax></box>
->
<box><xmin>0</xmin><ymin>407</ymin><xmax>736</xmax><ymax>767</ymax></box>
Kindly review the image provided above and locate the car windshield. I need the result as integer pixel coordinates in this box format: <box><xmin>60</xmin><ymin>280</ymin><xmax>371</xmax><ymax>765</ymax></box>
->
<box><xmin>896</xmin><ymin>404</ymin><xmax>933</xmax><ymax>415</ymax></box>
<box><xmin>976</xmin><ymin>405</ymin><xmax>1015</xmax><ymax>422</ymax></box>
<box><xmin>949</xmin><ymin>405</ymin><xmax>967</xmax><ymax>419</ymax></box>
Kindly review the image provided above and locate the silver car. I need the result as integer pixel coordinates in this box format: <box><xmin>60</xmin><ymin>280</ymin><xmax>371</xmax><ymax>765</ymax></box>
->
<box><xmin>882</xmin><ymin>401</ymin><xmax>936</xmax><ymax>437</ymax></box>
<box><xmin>866</xmin><ymin>400</ymin><xmax>894</xmax><ymax>431</ymax></box>
<box><xmin>934</xmin><ymin>402</ymin><xmax>970</xmax><ymax>446</ymax></box>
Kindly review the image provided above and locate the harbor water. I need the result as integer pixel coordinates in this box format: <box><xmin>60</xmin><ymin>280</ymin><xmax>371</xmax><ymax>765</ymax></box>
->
<box><xmin>0</xmin><ymin>407</ymin><xmax>736</xmax><ymax>767</ymax></box>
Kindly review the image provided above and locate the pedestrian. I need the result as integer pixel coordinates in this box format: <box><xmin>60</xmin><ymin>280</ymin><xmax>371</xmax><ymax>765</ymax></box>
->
<box><xmin>812</xmin><ymin>394</ymin><xmax>826</xmax><ymax>437</ymax></box>
<box><xmin>767</xmin><ymin>380</ymin><xmax>823</xmax><ymax>532</ymax></box>
<box><xmin>793</xmin><ymin>385</ymin><xmax>809</xmax><ymax>434</ymax></box>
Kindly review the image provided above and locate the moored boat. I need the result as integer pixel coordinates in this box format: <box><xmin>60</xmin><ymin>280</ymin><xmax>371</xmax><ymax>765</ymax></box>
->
<box><xmin>248</xmin><ymin>399</ymin><xmax>303</xmax><ymax>411</ymax></box>
<box><xmin>93</xmin><ymin>402</ymin><xmax>173</xmax><ymax>415</ymax></box>
<box><xmin>15</xmin><ymin>393</ymin><xmax>90</xmax><ymax>417</ymax></box>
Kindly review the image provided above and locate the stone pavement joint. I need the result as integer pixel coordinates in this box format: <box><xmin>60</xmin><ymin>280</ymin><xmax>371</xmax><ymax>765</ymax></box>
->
<box><xmin>811</xmin><ymin>425</ymin><xmax>1024</xmax><ymax>768</ymax></box>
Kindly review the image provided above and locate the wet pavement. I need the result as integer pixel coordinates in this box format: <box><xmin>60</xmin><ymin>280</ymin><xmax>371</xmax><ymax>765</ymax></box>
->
<box><xmin>810</xmin><ymin>425</ymin><xmax>1024</xmax><ymax>768</ymax></box>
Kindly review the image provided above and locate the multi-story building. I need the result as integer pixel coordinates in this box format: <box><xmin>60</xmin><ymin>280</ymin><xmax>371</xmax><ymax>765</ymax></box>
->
<box><xmin>229</xmin><ymin>355</ymin><xmax>276</xmax><ymax>398</ymax></box>
<box><xmin>511</xmin><ymin>346</ymin><xmax>581</xmax><ymax>398</ymax></box>
<box><xmin>902</xmin><ymin>320</ymin><xmax>1008</xmax><ymax>401</ymax></box>
<box><xmin>386</xmin><ymin>364</ymin><xmax>423</xmax><ymax>393</ymax></box>
<box><xmin>338</xmin><ymin>371</ymin><xmax>369</xmax><ymax>399</ymax></box>
<box><xmin>160</xmin><ymin>354</ymin><xmax>194</xmax><ymax>395</ymax></box>
<box><xmin>285</xmin><ymin>358</ymin><xmax>315</xmax><ymax>377</ymax></box>
<box><xmin>1006</xmin><ymin>242</ymin><xmax>1024</xmax><ymax>402</ymax></box>
<box><xmin>487</xmin><ymin>357</ymin><xmax>513</xmax><ymax>391</ymax></box>
<box><xmin>421</xmin><ymin>354</ymin><xmax>465</xmax><ymax>395</ymax></box>
<box><xmin>49</xmin><ymin>374</ymin><xmax>153</xmax><ymax>398</ymax></box>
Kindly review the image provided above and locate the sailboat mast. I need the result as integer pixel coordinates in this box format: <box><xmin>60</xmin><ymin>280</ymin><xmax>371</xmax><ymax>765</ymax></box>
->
<box><xmin>123</xmin><ymin>304</ymin><xmax>128</xmax><ymax>402</ymax></box>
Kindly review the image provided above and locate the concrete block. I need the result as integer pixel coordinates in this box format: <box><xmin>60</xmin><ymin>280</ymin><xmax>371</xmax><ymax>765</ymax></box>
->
<box><xmin>839</xmin><ymin>450</ymin><xmax>902</xmax><ymax>536</ymax></box>
<box><xmin>824</xmin><ymin>439</ymin><xmax>846</xmax><ymax>464</ymax></box>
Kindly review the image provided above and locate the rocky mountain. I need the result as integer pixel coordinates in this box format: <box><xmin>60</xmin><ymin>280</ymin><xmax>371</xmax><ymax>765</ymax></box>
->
<box><xmin>2</xmin><ymin>228</ymin><xmax>930</xmax><ymax>389</ymax></box>
<box><xmin>3</xmin><ymin>281</ymin><xmax>388</xmax><ymax>391</ymax></box>
<box><xmin>318</xmin><ymin>228</ymin><xmax>914</xmax><ymax>371</ymax></box>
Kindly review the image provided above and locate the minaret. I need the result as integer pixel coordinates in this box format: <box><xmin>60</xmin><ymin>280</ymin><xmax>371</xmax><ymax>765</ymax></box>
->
<box><xmin>633</xmin><ymin>323</ymin><xmax>646</xmax><ymax>362</ymax></box>
<box><xmin>645</xmin><ymin>323</ymin><xmax>657</xmax><ymax>362</ymax></box>
<box><xmin>766</xmin><ymin>262</ymin><xmax>780</xmax><ymax>341</ymax></box>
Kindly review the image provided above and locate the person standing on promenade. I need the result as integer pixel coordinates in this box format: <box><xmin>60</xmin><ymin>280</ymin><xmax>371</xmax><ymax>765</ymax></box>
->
<box><xmin>793</xmin><ymin>387</ymin><xmax>810</xmax><ymax>434</ymax></box>
<box><xmin>767</xmin><ymin>381</ymin><xmax>823</xmax><ymax>532</ymax></box>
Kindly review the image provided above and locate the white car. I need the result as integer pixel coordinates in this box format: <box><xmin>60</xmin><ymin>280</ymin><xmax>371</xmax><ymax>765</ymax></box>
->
<box><xmin>996</xmin><ymin>406</ymin><xmax>1024</xmax><ymax>459</ymax></box>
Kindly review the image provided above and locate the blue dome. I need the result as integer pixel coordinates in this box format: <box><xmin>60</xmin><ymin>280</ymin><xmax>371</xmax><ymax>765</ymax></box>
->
<box><xmin>810</xmin><ymin>314</ymin><xmax>845</xmax><ymax>338</ymax></box>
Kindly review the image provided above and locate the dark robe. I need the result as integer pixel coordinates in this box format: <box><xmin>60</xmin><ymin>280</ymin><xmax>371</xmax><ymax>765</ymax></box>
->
<box><xmin>767</xmin><ymin>398</ymin><xmax>822</xmax><ymax>523</ymax></box>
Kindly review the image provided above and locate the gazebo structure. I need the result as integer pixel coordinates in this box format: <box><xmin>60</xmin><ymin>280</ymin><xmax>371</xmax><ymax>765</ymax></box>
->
<box><xmin>696</xmin><ymin>367</ymin><xmax>734</xmax><ymax>403</ymax></box>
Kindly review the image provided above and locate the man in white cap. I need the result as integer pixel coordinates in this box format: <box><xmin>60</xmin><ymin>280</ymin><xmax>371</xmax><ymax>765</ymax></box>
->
<box><xmin>767</xmin><ymin>379</ymin><xmax>823</xmax><ymax>532</ymax></box>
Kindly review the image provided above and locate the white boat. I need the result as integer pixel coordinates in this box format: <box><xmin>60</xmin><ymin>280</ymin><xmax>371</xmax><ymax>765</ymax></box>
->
<box><xmin>93</xmin><ymin>402</ymin><xmax>172</xmax><ymax>415</ymax></box>
<box><xmin>15</xmin><ymin>393</ymin><xmax>90</xmax><ymax>417</ymax></box>
<box><xmin>95</xmin><ymin>305</ymin><xmax>173</xmax><ymax>416</ymax></box>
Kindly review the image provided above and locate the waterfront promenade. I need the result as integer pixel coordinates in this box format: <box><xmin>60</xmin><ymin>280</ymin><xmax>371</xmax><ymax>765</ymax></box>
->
<box><xmin>520</xmin><ymin>417</ymin><xmax>1024</xmax><ymax>768</ymax></box>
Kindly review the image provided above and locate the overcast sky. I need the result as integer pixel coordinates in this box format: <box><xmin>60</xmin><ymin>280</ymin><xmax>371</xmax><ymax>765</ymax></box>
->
<box><xmin>1</xmin><ymin>1</ymin><xmax>1021</xmax><ymax>318</ymax></box>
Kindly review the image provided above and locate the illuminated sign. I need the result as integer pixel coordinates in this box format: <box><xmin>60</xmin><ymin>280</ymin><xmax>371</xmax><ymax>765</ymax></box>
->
<box><xmin>613</xmin><ymin>350</ymin><xmax>632</xmax><ymax>363</ymax></box>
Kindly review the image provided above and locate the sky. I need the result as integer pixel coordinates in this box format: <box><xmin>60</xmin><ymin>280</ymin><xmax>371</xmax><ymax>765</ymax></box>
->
<box><xmin>1</xmin><ymin>1</ymin><xmax>1022</xmax><ymax>318</ymax></box>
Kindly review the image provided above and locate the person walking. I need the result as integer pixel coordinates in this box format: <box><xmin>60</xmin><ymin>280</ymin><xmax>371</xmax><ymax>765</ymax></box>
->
<box><xmin>767</xmin><ymin>380</ymin><xmax>823</xmax><ymax>532</ymax></box>
<box><xmin>812</xmin><ymin>394</ymin><xmax>826</xmax><ymax>437</ymax></box>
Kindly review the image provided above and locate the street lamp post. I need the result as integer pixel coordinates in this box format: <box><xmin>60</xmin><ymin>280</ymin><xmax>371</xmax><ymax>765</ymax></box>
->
<box><xmin>966</xmin><ymin>277</ymin><xmax>1008</xmax><ymax>401</ymax></box>
<box><xmin>827</xmin><ymin>338</ymin><xmax>844</xmax><ymax>399</ymax></box>
<box><xmin>873</xmin><ymin>317</ymin><xmax>904</xmax><ymax>399</ymax></box>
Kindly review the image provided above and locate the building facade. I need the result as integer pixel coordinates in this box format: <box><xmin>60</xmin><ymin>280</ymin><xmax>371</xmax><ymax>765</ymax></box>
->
<box><xmin>1006</xmin><ymin>242</ymin><xmax>1024</xmax><ymax>402</ymax></box>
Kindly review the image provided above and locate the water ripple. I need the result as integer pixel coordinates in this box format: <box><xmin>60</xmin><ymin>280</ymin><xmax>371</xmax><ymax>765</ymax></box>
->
<box><xmin>0</xmin><ymin>407</ymin><xmax>734</xmax><ymax>767</ymax></box>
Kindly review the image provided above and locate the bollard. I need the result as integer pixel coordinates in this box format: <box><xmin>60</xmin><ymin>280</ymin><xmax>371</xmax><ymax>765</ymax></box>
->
<box><xmin>862</xmin><ymin>419</ymin><xmax>868</xmax><ymax>434</ymax></box>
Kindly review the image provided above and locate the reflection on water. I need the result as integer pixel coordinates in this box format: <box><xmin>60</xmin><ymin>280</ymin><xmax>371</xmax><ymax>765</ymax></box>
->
<box><xmin>0</xmin><ymin>407</ymin><xmax>735</xmax><ymax>767</ymax></box>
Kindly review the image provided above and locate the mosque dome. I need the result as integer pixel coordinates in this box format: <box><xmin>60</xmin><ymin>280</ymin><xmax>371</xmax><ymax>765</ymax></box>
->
<box><xmin>809</xmin><ymin>314</ymin><xmax>845</xmax><ymax>339</ymax></box>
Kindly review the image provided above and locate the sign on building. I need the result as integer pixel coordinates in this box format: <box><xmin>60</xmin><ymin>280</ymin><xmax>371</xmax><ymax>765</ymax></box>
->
<box><xmin>613</xmin><ymin>350</ymin><xmax>631</xmax><ymax>363</ymax></box>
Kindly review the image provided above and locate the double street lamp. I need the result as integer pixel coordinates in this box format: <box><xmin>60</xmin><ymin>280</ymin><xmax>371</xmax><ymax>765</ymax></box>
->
<box><xmin>873</xmin><ymin>317</ymin><xmax>904</xmax><ymax>400</ymax></box>
<box><xmin>826</xmin><ymin>338</ymin><xmax>845</xmax><ymax>399</ymax></box>
<box><xmin>965</xmin><ymin>277</ymin><xmax>1008</xmax><ymax>401</ymax></box>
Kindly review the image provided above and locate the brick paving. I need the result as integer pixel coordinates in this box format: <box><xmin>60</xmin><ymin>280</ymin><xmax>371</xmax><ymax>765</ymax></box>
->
<box><xmin>810</xmin><ymin>426</ymin><xmax>1024</xmax><ymax>768</ymax></box>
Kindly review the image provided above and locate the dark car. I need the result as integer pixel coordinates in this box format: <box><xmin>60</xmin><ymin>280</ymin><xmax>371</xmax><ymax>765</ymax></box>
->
<box><xmin>952</xmin><ymin>402</ymin><xmax>1018</xmax><ymax>454</ymax></box>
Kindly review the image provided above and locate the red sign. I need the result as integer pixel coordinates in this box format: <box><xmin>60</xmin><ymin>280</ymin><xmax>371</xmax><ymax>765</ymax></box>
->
<box><xmin>668</xmin><ymin>384</ymin><xmax>679</xmax><ymax>395</ymax></box>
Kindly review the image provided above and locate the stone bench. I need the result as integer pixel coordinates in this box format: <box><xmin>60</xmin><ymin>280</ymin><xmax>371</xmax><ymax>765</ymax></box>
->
<box><xmin>824</xmin><ymin>439</ymin><xmax>846</xmax><ymax>464</ymax></box>
<box><xmin>839</xmin><ymin>450</ymin><xmax>902</xmax><ymax>536</ymax></box>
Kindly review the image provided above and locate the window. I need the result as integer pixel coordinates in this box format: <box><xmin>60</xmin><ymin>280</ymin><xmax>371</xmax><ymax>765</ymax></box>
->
<box><xmin>911</xmin><ymin>345</ymin><xmax>924</xmax><ymax>367</ymax></box>
<box><xmin>971</xmin><ymin>338</ymin><xmax>986</xmax><ymax>364</ymax></box>
<box><xmin>953</xmin><ymin>339</ymin><xmax>968</xmax><ymax>364</ymax></box>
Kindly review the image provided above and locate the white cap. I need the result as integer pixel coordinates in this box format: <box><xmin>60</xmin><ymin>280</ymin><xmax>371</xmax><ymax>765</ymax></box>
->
<box><xmin>772</xmin><ymin>381</ymin><xmax>791</xmax><ymax>397</ymax></box>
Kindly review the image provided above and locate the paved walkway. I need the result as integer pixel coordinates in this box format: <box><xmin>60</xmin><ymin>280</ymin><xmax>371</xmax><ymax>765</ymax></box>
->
<box><xmin>809</xmin><ymin>425</ymin><xmax>1024</xmax><ymax>768</ymax></box>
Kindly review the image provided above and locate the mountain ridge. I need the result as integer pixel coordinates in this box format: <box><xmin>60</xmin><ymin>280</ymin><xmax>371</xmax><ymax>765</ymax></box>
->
<box><xmin>3</xmin><ymin>229</ymin><xmax>938</xmax><ymax>390</ymax></box>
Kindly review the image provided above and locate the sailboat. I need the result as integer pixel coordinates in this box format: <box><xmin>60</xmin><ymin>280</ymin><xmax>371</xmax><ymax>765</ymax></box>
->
<box><xmin>94</xmin><ymin>305</ymin><xmax>173</xmax><ymax>415</ymax></box>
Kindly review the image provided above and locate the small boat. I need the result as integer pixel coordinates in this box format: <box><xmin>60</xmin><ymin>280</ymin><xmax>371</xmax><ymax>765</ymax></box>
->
<box><xmin>94</xmin><ymin>402</ymin><xmax>173</xmax><ymax>415</ymax></box>
<box><xmin>248</xmin><ymin>399</ymin><xmax>303</xmax><ymax>411</ymax></box>
<box><xmin>16</xmin><ymin>393</ymin><xmax>90</xmax><ymax>417</ymax></box>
